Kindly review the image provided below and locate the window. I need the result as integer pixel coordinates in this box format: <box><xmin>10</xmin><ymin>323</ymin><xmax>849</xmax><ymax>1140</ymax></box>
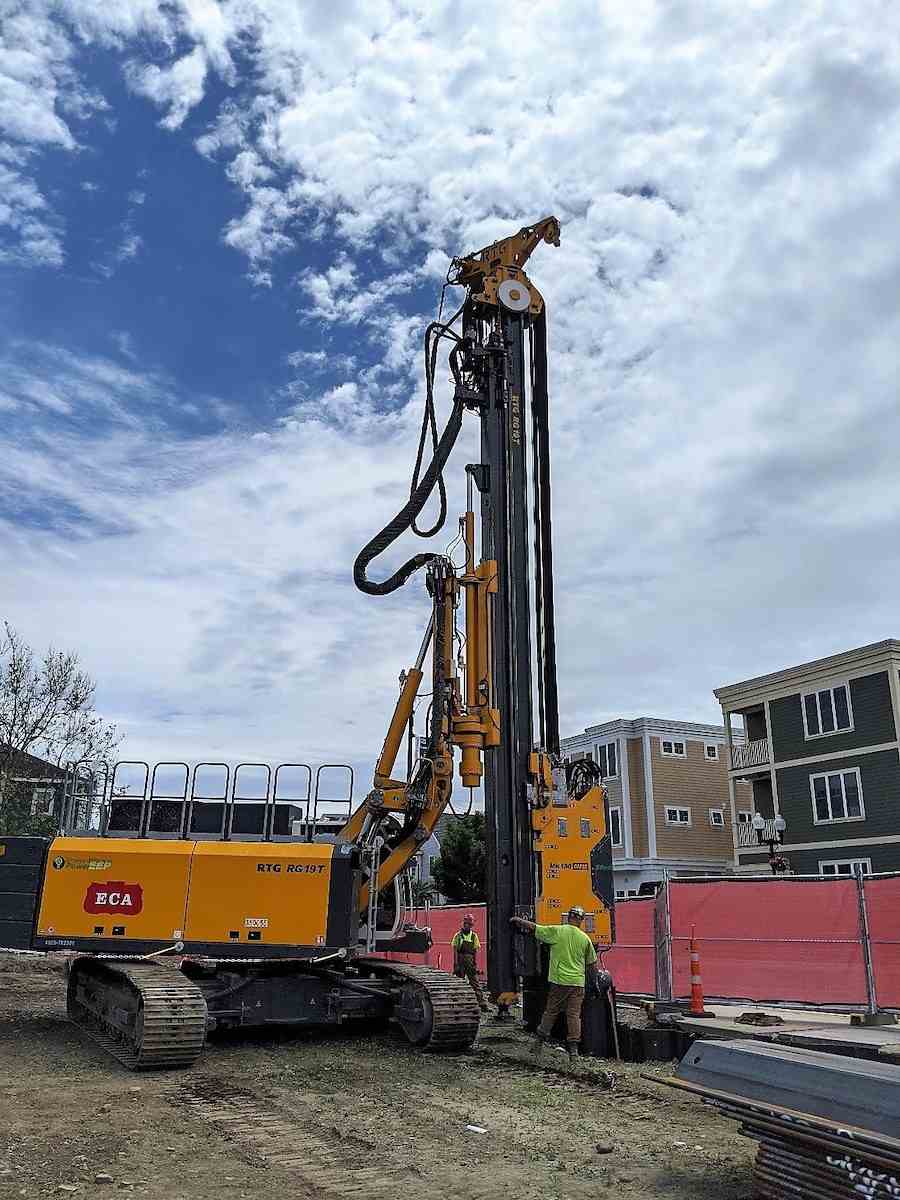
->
<box><xmin>810</xmin><ymin>768</ymin><xmax>865</xmax><ymax>824</ymax></box>
<box><xmin>802</xmin><ymin>683</ymin><xmax>852</xmax><ymax>739</ymax></box>
<box><xmin>736</xmin><ymin>810</ymin><xmax>754</xmax><ymax>824</ymax></box>
<box><xmin>609</xmin><ymin>806</ymin><xmax>622</xmax><ymax>847</ymax></box>
<box><xmin>708</xmin><ymin>808</ymin><xmax>725</xmax><ymax>827</ymax></box>
<box><xmin>665</xmin><ymin>806</ymin><xmax>691</xmax><ymax>825</ymax></box>
<box><xmin>704</xmin><ymin>743</ymin><xmax>719</xmax><ymax>761</ymax></box>
<box><xmin>661</xmin><ymin>739</ymin><xmax>686</xmax><ymax>758</ymax></box>
<box><xmin>820</xmin><ymin>858</ymin><xmax>872</xmax><ymax>877</ymax></box>
<box><xmin>595</xmin><ymin>741</ymin><xmax>618</xmax><ymax>778</ymax></box>
<box><xmin>30</xmin><ymin>786</ymin><xmax>55</xmax><ymax>817</ymax></box>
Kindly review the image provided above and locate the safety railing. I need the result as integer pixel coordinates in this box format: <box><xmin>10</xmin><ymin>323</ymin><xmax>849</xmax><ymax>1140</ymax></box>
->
<box><xmin>735</xmin><ymin>817</ymin><xmax>779</xmax><ymax>848</ymax></box>
<box><xmin>731</xmin><ymin>738</ymin><xmax>769</xmax><ymax>770</ymax></box>
<box><xmin>59</xmin><ymin>758</ymin><xmax>353</xmax><ymax>844</ymax></box>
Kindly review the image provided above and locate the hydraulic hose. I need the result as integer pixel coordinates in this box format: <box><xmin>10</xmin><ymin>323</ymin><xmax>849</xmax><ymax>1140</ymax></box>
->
<box><xmin>353</xmin><ymin>317</ymin><xmax>465</xmax><ymax>596</ymax></box>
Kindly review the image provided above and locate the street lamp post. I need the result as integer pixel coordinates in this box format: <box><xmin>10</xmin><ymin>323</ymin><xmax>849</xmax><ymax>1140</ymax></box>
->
<box><xmin>752</xmin><ymin>812</ymin><xmax>788</xmax><ymax>874</ymax></box>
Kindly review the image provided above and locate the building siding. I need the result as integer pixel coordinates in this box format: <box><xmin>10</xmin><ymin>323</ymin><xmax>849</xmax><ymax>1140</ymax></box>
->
<box><xmin>769</xmin><ymin>671</ymin><xmax>897</xmax><ymax>762</ymax></box>
<box><xmin>626</xmin><ymin>737</ymin><xmax>648</xmax><ymax>858</ymax></box>
<box><xmin>775</xmin><ymin>749</ymin><xmax>900</xmax><ymax>844</ymax></box>
<box><xmin>650</xmin><ymin>737</ymin><xmax>739</xmax><ymax>861</ymax></box>
<box><xmin>791</xmin><ymin>842</ymin><xmax>900</xmax><ymax>875</ymax></box>
<box><xmin>604</xmin><ymin>763</ymin><xmax>625</xmax><ymax>859</ymax></box>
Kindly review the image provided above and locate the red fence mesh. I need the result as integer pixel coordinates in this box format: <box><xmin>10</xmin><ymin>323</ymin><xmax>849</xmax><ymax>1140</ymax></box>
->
<box><xmin>379</xmin><ymin>904</ymin><xmax>487</xmax><ymax>973</ymax></box>
<box><xmin>666</xmin><ymin>879</ymin><xmax>868</xmax><ymax>1005</ymax></box>
<box><xmin>862</xmin><ymin>874</ymin><xmax>900</xmax><ymax>1008</ymax></box>
<box><xmin>378</xmin><ymin>874</ymin><xmax>899</xmax><ymax>1009</ymax></box>
<box><xmin>601</xmin><ymin>898</ymin><xmax>655</xmax><ymax>994</ymax></box>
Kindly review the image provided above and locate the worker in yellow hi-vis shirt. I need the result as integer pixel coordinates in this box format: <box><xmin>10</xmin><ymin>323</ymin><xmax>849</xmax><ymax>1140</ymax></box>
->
<box><xmin>451</xmin><ymin>913</ymin><xmax>489</xmax><ymax>1012</ymax></box>
<box><xmin>511</xmin><ymin>905</ymin><xmax>599</xmax><ymax>1066</ymax></box>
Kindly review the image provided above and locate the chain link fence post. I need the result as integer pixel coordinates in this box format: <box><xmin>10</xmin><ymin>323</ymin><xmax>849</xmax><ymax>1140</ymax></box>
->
<box><xmin>855</xmin><ymin>863</ymin><xmax>896</xmax><ymax>1025</ymax></box>
<box><xmin>653</xmin><ymin>869</ymin><xmax>673</xmax><ymax>1001</ymax></box>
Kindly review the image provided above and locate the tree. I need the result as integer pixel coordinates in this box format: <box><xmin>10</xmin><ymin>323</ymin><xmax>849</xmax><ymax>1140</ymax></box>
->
<box><xmin>411</xmin><ymin>877</ymin><xmax>434</xmax><ymax>906</ymax></box>
<box><xmin>430</xmin><ymin>812</ymin><xmax>486</xmax><ymax>903</ymax></box>
<box><xmin>0</xmin><ymin>622</ymin><xmax>121</xmax><ymax>835</ymax></box>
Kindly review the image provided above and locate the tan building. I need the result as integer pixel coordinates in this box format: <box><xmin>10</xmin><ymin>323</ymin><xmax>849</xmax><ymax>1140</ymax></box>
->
<box><xmin>562</xmin><ymin>718</ymin><xmax>754</xmax><ymax>896</ymax></box>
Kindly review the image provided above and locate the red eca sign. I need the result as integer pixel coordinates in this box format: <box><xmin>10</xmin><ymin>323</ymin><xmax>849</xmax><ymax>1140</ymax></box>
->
<box><xmin>83</xmin><ymin>881</ymin><xmax>144</xmax><ymax>916</ymax></box>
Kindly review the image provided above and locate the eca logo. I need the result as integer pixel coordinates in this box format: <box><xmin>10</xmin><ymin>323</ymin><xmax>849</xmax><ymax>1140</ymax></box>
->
<box><xmin>83</xmin><ymin>881</ymin><xmax>144</xmax><ymax>915</ymax></box>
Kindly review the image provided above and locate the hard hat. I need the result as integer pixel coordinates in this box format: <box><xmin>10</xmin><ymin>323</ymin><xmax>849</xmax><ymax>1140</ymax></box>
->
<box><xmin>568</xmin><ymin>905</ymin><xmax>586</xmax><ymax>920</ymax></box>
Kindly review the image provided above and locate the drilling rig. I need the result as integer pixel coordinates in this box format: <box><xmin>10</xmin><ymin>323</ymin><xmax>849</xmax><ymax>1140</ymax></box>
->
<box><xmin>0</xmin><ymin>218</ymin><xmax>614</xmax><ymax>1068</ymax></box>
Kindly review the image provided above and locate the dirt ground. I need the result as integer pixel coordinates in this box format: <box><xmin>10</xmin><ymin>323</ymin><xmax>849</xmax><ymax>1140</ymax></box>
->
<box><xmin>0</xmin><ymin>954</ymin><xmax>754</xmax><ymax>1200</ymax></box>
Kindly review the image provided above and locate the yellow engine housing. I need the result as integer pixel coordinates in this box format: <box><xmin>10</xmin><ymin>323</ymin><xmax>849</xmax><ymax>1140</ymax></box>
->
<box><xmin>33</xmin><ymin>837</ymin><xmax>359</xmax><ymax>958</ymax></box>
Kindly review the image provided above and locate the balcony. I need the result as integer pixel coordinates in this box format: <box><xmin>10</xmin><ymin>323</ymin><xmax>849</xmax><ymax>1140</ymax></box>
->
<box><xmin>731</xmin><ymin>738</ymin><xmax>769</xmax><ymax>771</ymax></box>
<box><xmin>735</xmin><ymin>818</ymin><xmax>778</xmax><ymax>849</ymax></box>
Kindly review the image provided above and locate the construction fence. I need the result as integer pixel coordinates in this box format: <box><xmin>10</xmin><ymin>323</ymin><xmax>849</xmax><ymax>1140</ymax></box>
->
<box><xmin>398</xmin><ymin>873</ymin><xmax>900</xmax><ymax>1011</ymax></box>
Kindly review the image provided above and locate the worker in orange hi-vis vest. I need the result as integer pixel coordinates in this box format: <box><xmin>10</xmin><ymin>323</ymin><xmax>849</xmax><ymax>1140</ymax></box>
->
<box><xmin>451</xmin><ymin>913</ymin><xmax>489</xmax><ymax>1012</ymax></box>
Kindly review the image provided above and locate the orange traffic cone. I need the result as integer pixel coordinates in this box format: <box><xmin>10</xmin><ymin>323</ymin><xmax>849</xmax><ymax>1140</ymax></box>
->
<box><xmin>688</xmin><ymin>925</ymin><xmax>714</xmax><ymax>1018</ymax></box>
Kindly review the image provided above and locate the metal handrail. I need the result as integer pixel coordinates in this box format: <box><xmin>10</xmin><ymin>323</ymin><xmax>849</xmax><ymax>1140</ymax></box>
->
<box><xmin>224</xmin><ymin>762</ymin><xmax>272</xmax><ymax>841</ymax></box>
<box><xmin>185</xmin><ymin>762</ymin><xmax>231</xmax><ymax>839</ymax></box>
<box><xmin>144</xmin><ymin>761</ymin><xmax>190</xmax><ymax>838</ymax></box>
<box><xmin>309</xmin><ymin>764</ymin><xmax>354</xmax><ymax>841</ymax></box>
<box><xmin>268</xmin><ymin>763</ymin><xmax>313</xmax><ymax>841</ymax></box>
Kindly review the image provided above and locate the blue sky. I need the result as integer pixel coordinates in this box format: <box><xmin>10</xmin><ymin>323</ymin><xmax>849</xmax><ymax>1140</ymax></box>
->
<box><xmin>3</xmin><ymin>0</ymin><xmax>900</xmax><ymax>786</ymax></box>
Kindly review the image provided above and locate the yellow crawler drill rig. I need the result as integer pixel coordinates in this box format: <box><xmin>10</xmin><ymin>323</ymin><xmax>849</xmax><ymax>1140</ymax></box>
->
<box><xmin>0</xmin><ymin>219</ymin><xmax>615</xmax><ymax>1068</ymax></box>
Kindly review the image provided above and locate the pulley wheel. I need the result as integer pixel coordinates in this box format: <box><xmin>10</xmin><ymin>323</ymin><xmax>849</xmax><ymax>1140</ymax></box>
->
<box><xmin>498</xmin><ymin>278</ymin><xmax>531</xmax><ymax>312</ymax></box>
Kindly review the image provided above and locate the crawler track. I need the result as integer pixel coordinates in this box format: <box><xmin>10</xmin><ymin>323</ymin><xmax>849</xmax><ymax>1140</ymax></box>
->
<box><xmin>67</xmin><ymin>957</ymin><xmax>207</xmax><ymax>1070</ymax></box>
<box><xmin>358</xmin><ymin>959</ymin><xmax>481</xmax><ymax>1050</ymax></box>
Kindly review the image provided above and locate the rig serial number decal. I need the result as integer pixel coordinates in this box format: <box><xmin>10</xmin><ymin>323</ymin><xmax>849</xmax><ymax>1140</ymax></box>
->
<box><xmin>244</xmin><ymin>917</ymin><xmax>269</xmax><ymax>929</ymax></box>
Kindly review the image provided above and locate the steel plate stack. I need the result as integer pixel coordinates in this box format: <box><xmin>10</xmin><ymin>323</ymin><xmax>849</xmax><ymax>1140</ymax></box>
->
<box><xmin>660</xmin><ymin>1039</ymin><xmax>900</xmax><ymax>1199</ymax></box>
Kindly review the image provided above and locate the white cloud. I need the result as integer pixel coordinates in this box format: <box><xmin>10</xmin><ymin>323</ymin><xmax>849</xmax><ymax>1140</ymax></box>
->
<box><xmin>6</xmin><ymin>0</ymin><xmax>900</xmax><ymax>776</ymax></box>
<box><xmin>0</xmin><ymin>341</ymin><xmax>436</xmax><ymax>773</ymax></box>
<box><xmin>0</xmin><ymin>162</ymin><xmax>64</xmax><ymax>266</ymax></box>
<box><xmin>124</xmin><ymin>45</ymin><xmax>207</xmax><ymax>130</ymax></box>
<box><xmin>111</xmin><ymin>330</ymin><xmax>137</xmax><ymax>359</ymax></box>
<box><xmin>93</xmin><ymin>227</ymin><xmax>143</xmax><ymax>277</ymax></box>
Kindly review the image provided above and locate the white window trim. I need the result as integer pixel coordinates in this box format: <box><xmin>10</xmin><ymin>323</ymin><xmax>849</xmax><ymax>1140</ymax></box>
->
<box><xmin>665</xmin><ymin>805</ymin><xmax>692</xmax><ymax>826</ymax></box>
<box><xmin>736</xmin><ymin>810</ymin><xmax>754</xmax><ymax>824</ymax></box>
<box><xmin>708</xmin><ymin>808</ymin><xmax>725</xmax><ymax>827</ymax></box>
<box><xmin>660</xmin><ymin>739</ymin><xmax>687</xmax><ymax>759</ymax></box>
<box><xmin>608</xmin><ymin>805</ymin><xmax>623</xmax><ymax>847</ymax></box>
<box><xmin>810</xmin><ymin>766</ymin><xmax>866</xmax><ymax>825</ymax></box>
<box><xmin>594</xmin><ymin>740</ymin><xmax>619</xmax><ymax>779</ymax></box>
<box><xmin>704</xmin><ymin>743</ymin><xmax>720</xmax><ymax>761</ymax></box>
<box><xmin>819</xmin><ymin>857</ymin><xmax>872</xmax><ymax>877</ymax></box>
<box><xmin>802</xmin><ymin>681</ymin><xmax>854</xmax><ymax>741</ymax></box>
